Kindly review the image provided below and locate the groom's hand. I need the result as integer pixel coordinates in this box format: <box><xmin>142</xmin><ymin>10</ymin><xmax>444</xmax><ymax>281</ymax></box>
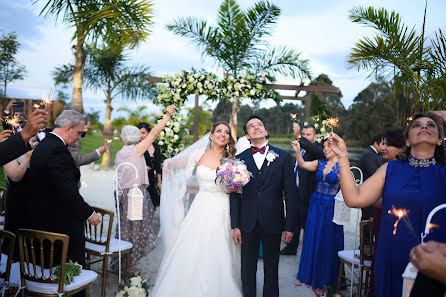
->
<box><xmin>232</xmin><ymin>228</ymin><xmax>242</xmax><ymax>245</ymax></box>
<box><xmin>282</xmin><ymin>231</ymin><xmax>293</xmax><ymax>244</ymax></box>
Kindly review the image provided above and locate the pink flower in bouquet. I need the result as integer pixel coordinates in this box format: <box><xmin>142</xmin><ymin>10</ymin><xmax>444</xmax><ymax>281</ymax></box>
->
<box><xmin>216</xmin><ymin>158</ymin><xmax>252</xmax><ymax>193</ymax></box>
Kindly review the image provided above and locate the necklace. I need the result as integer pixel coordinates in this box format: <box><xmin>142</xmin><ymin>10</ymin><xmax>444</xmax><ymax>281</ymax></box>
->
<box><xmin>408</xmin><ymin>155</ymin><xmax>436</xmax><ymax>168</ymax></box>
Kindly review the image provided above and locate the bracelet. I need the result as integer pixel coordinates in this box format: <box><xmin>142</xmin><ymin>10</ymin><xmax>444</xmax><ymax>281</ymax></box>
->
<box><xmin>338</xmin><ymin>163</ymin><xmax>350</xmax><ymax>168</ymax></box>
<box><xmin>338</xmin><ymin>153</ymin><xmax>348</xmax><ymax>158</ymax></box>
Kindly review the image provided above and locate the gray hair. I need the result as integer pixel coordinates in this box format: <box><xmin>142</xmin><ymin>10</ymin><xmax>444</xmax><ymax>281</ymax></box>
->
<box><xmin>121</xmin><ymin>125</ymin><xmax>141</xmax><ymax>144</ymax></box>
<box><xmin>54</xmin><ymin>110</ymin><xmax>84</xmax><ymax>128</ymax></box>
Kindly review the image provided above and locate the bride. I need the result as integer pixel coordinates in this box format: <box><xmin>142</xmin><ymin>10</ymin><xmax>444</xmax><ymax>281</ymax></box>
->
<box><xmin>151</xmin><ymin>121</ymin><xmax>243</xmax><ymax>297</ymax></box>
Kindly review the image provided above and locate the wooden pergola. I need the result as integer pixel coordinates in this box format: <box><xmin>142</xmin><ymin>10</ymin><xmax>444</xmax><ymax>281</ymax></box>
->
<box><xmin>149</xmin><ymin>75</ymin><xmax>340</xmax><ymax>141</ymax></box>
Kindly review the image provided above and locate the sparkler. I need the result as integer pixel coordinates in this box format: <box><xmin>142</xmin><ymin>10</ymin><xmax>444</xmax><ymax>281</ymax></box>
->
<box><xmin>290</xmin><ymin>113</ymin><xmax>297</xmax><ymax>122</ymax></box>
<box><xmin>325</xmin><ymin>117</ymin><xmax>339</xmax><ymax>132</ymax></box>
<box><xmin>388</xmin><ymin>206</ymin><xmax>419</xmax><ymax>243</ymax></box>
<box><xmin>4</xmin><ymin>116</ymin><xmax>21</xmax><ymax>133</ymax></box>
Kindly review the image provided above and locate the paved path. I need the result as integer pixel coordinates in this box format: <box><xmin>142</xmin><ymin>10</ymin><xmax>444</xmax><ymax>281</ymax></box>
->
<box><xmin>80</xmin><ymin>166</ymin><xmax>360</xmax><ymax>297</ymax></box>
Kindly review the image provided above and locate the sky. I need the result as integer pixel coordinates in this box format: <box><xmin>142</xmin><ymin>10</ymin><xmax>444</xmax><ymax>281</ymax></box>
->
<box><xmin>1</xmin><ymin>0</ymin><xmax>445</xmax><ymax>122</ymax></box>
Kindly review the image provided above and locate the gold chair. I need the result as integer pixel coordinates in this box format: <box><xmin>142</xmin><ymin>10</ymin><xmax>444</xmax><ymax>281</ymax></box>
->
<box><xmin>0</xmin><ymin>229</ymin><xmax>16</xmax><ymax>295</ymax></box>
<box><xmin>84</xmin><ymin>207</ymin><xmax>132</xmax><ymax>297</ymax></box>
<box><xmin>18</xmin><ymin>229</ymin><xmax>97</xmax><ymax>297</ymax></box>
<box><xmin>337</xmin><ymin>220</ymin><xmax>374</xmax><ymax>297</ymax></box>
<box><xmin>0</xmin><ymin>187</ymin><xmax>7</xmax><ymax>226</ymax></box>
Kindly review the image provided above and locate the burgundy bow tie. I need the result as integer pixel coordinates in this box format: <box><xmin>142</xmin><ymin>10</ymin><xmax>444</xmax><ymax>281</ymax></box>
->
<box><xmin>251</xmin><ymin>146</ymin><xmax>266</xmax><ymax>154</ymax></box>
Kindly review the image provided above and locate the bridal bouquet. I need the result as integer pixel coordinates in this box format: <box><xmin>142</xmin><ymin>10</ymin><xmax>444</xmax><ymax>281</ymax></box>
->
<box><xmin>116</xmin><ymin>275</ymin><xmax>150</xmax><ymax>297</ymax></box>
<box><xmin>216</xmin><ymin>158</ymin><xmax>252</xmax><ymax>193</ymax></box>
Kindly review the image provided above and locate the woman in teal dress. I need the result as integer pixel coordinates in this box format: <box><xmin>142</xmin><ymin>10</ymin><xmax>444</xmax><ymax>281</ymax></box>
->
<box><xmin>292</xmin><ymin>139</ymin><xmax>343</xmax><ymax>289</ymax></box>
<box><xmin>328</xmin><ymin>112</ymin><xmax>446</xmax><ymax>297</ymax></box>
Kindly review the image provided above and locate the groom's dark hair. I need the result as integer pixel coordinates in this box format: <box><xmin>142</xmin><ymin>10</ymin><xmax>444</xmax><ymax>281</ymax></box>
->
<box><xmin>244</xmin><ymin>115</ymin><xmax>266</xmax><ymax>134</ymax></box>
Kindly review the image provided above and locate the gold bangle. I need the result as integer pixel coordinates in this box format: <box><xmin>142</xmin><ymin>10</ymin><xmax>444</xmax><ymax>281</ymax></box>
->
<box><xmin>338</xmin><ymin>163</ymin><xmax>350</xmax><ymax>168</ymax></box>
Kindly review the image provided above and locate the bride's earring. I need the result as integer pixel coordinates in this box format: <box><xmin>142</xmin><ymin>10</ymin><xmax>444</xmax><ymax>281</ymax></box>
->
<box><xmin>226</xmin><ymin>144</ymin><xmax>229</xmax><ymax>151</ymax></box>
<box><xmin>210</xmin><ymin>139</ymin><xmax>213</xmax><ymax>148</ymax></box>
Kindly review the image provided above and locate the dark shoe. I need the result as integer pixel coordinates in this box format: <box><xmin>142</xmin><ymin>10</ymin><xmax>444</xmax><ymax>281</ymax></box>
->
<box><xmin>280</xmin><ymin>246</ymin><xmax>297</xmax><ymax>256</ymax></box>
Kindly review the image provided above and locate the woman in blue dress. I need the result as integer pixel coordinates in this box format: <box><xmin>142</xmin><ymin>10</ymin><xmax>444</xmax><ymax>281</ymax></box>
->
<box><xmin>328</xmin><ymin>112</ymin><xmax>446</xmax><ymax>297</ymax></box>
<box><xmin>292</xmin><ymin>139</ymin><xmax>343</xmax><ymax>289</ymax></box>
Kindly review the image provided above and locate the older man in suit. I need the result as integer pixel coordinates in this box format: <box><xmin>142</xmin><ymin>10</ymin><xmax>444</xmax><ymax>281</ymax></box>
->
<box><xmin>281</xmin><ymin>123</ymin><xmax>324</xmax><ymax>255</ymax></box>
<box><xmin>27</xmin><ymin>110</ymin><xmax>100</xmax><ymax>269</ymax></box>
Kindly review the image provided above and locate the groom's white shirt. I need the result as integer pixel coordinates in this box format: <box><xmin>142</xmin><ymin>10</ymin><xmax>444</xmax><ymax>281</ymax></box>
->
<box><xmin>252</xmin><ymin>141</ymin><xmax>269</xmax><ymax>170</ymax></box>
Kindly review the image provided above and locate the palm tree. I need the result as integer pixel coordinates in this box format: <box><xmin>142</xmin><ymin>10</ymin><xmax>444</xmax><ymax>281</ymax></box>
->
<box><xmin>117</xmin><ymin>105</ymin><xmax>151</xmax><ymax>126</ymax></box>
<box><xmin>167</xmin><ymin>0</ymin><xmax>310</xmax><ymax>137</ymax></box>
<box><xmin>348</xmin><ymin>5</ymin><xmax>446</xmax><ymax>111</ymax></box>
<box><xmin>35</xmin><ymin>0</ymin><xmax>154</xmax><ymax>113</ymax></box>
<box><xmin>53</xmin><ymin>45</ymin><xmax>156</xmax><ymax>168</ymax></box>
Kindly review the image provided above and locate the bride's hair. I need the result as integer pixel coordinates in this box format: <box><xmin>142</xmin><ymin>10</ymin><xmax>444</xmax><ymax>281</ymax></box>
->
<box><xmin>211</xmin><ymin>121</ymin><xmax>236</xmax><ymax>159</ymax></box>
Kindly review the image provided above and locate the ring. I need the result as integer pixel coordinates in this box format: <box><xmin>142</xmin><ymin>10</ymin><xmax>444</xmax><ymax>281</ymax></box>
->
<box><xmin>411</xmin><ymin>255</ymin><xmax>417</xmax><ymax>262</ymax></box>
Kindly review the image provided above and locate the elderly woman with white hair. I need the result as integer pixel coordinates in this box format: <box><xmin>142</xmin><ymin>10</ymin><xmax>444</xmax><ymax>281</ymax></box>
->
<box><xmin>114</xmin><ymin>105</ymin><xmax>175</xmax><ymax>272</ymax></box>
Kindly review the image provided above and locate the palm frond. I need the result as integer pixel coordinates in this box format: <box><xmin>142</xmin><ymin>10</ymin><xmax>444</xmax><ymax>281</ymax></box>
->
<box><xmin>253</xmin><ymin>46</ymin><xmax>311</xmax><ymax>82</ymax></box>
<box><xmin>52</xmin><ymin>64</ymin><xmax>74</xmax><ymax>86</ymax></box>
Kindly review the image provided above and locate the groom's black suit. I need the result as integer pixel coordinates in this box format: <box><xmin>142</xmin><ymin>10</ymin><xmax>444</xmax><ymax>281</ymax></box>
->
<box><xmin>26</xmin><ymin>133</ymin><xmax>94</xmax><ymax>266</ymax></box>
<box><xmin>230</xmin><ymin>145</ymin><xmax>298</xmax><ymax>297</ymax></box>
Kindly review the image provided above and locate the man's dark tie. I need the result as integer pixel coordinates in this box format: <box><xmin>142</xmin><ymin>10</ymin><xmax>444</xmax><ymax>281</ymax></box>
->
<box><xmin>251</xmin><ymin>146</ymin><xmax>266</xmax><ymax>154</ymax></box>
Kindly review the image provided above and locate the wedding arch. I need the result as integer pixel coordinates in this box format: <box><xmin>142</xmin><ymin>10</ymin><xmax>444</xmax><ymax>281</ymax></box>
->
<box><xmin>154</xmin><ymin>70</ymin><xmax>278</xmax><ymax>159</ymax></box>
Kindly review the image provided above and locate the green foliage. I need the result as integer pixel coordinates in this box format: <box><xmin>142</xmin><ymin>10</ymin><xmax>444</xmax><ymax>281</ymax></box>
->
<box><xmin>81</xmin><ymin>134</ymin><xmax>123</xmax><ymax>163</ymax></box>
<box><xmin>53</xmin><ymin>260</ymin><xmax>82</xmax><ymax>285</ymax></box>
<box><xmin>117</xmin><ymin>105</ymin><xmax>153</xmax><ymax>126</ymax></box>
<box><xmin>0</xmin><ymin>31</ymin><xmax>27</xmax><ymax>97</ymax></box>
<box><xmin>212</xmin><ymin>101</ymin><xmax>305</xmax><ymax>136</ymax></box>
<box><xmin>112</xmin><ymin>116</ymin><xmax>127</xmax><ymax>131</ymax></box>
<box><xmin>310</xmin><ymin>93</ymin><xmax>330</xmax><ymax>119</ymax></box>
<box><xmin>348</xmin><ymin>5</ymin><xmax>446</xmax><ymax>111</ymax></box>
<box><xmin>35</xmin><ymin>0</ymin><xmax>154</xmax><ymax>49</ymax></box>
<box><xmin>167</xmin><ymin>0</ymin><xmax>310</xmax><ymax>80</ymax></box>
<box><xmin>343</xmin><ymin>77</ymin><xmax>413</xmax><ymax>145</ymax></box>
<box><xmin>185</xmin><ymin>107</ymin><xmax>213</xmax><ymax>137</ymax></box>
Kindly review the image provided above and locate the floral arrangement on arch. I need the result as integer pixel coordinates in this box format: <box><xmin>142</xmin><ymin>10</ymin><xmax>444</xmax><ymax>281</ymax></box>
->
<box><xmin>155</xmin><ymin>70</ymin><xmax>279</xmax><ymax>160</ymax></box>
<box><xmin>304</xmin><ymin>115</ymin><xmax>330</xmax><ymax>143</ymax></box>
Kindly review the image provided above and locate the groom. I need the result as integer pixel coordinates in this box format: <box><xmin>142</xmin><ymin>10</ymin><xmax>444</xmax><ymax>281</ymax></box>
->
<box><xmin>230</xmin><ymin>115</ymin><xmax>298</xmax><ymax>297</ymax></box>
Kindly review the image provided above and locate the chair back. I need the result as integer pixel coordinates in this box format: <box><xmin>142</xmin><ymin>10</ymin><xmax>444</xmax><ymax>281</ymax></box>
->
<box><xmin>359</xmin><ymin>220</ymin><xmax>374</xmax><ymax>265</ymax></box>
<box><xmin>84</xmin><ymin>207</ymin><xmax>114</xmax><ymax>253</ymax></box>
<box><xmin>0</xmin><ymin>229</ymin><xmax>15</xmax><ymax>284</ymax></box>
<box><xmin>0</xmin><ymin>186</ymin><xmax>7</xmax><ymax>219</ymax></box>
<box><xmin>17</xmin><ymin>229</ymin><xmax>69</xmax><ymax>293</ymax></box>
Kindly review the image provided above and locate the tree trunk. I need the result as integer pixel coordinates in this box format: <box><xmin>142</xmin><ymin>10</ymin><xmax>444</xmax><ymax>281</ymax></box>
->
<box><xmin>70</xmin><ymin>34</ymin><xmax>85</xmax><ymax>113</ymax></box>
<box><xmin>101</xmin><ymin>90</ymin><xmax>113</xmax><ymax>169</ymax></box>
<box><xmin>229</xmin><ymin>96</ymin><xmax>239</xmax><ymax>140</ymax></box>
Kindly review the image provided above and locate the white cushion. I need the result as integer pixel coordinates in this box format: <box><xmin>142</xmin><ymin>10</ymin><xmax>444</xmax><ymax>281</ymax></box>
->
<box><xmin>338</xmin><ymin>249</ymin><xmax>372</xmax><ymax>267</ymax></box>
<box><xmin>0</xmin><ymin>253</ymin><xmax>7</xmax><ymax>266</ymax></box>
<box><xmin>0</xmin><ymin>262</ymin><xmax>21</xmax><ymax>287</ymax></box>
<box><xmin>85</xmin><ymin>237</ymin><xmax>132</xmax><ymax>255</ymax></box>
<box><xmin>25</xmin><ymin>268</ymin><xmax>97</xmax><ymax>294</ymax></box>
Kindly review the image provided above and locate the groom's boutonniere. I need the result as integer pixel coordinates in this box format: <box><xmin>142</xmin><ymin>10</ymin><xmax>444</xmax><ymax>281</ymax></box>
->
<box><xmin>266</xmin><ymin>150</ymin><xmax>279</xmax><ymax>166</ymax></box>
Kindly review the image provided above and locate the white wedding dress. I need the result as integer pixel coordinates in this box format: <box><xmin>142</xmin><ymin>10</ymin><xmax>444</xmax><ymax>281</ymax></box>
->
<box><xmin>151</xmin><ymin>165</ymin><xmax>243</xmax><ymax>297</ymax></box>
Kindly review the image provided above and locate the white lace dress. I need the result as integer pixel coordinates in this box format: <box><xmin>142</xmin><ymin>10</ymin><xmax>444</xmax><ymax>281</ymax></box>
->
<box><xmin>151</xmin><ymin>166</ymin><xmax>242</xmax><ymax>297</ymax></box>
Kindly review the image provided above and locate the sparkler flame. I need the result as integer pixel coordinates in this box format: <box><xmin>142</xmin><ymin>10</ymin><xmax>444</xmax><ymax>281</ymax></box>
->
<box><xmin>290</xmin><ymin>113</ymin><xmax>297</xmax><ymax>121</ymax></box>
<box><xmin>428</xmin><ymin>223</ymin><xmax>439</xmax><ymax>231</ymax></box>
<box><xmin>41</xmin><ymin>96</ymin><xmax>52</xmax><ymax>106</ymax></box>
<box><xmin>33</xmin><ymin>103</ymin><xmax>41</xmax><ymax>109</ymax></box>
<box><xmin>387</xmin><ymin>206</ymin><xmax>419</xmax><ymax>243</ymax></box>
<box><xmin>326</xmin><ymin>117</ymin><xmax>339</xmax><ymax>128</ymax></box>
<box><xmin>388</xmin><ymin>207</ymin><xmax>408</xmax><ymax>235</ymax></box>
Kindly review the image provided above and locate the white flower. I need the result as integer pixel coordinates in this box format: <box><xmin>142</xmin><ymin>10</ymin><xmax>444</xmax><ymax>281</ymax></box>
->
<box><xmin>173</xmin><ymin>134</ymin><xmax>179</xmax><ymax>140</ymax></box>
<box><xmin>250</xmin><ymin>89</ymin><xmax>256</xmax><ymax>96</ymax></box>
<box><xmin>266</xmin><ymin>150</ymin><xmax>279</xmax><ymax>166</ymax></box>
<box><xmin>314</xmin><ymin>123</ymin><xmax>319</xmax><ymax>128</ymax></box>
<box><xmin>158</xmin><ymin>141</ymin><xmax>164</xmax><ymax>145</ymax></box>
